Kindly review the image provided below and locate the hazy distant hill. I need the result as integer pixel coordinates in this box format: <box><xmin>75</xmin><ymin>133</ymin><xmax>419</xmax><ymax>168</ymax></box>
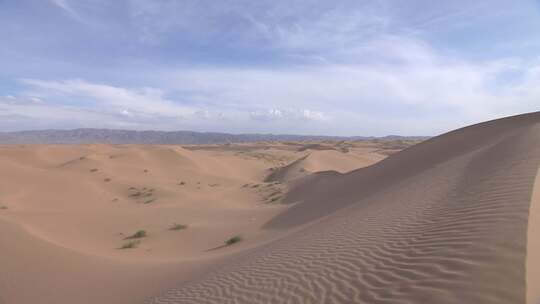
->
<box><xmin>0</xmin><ymin>129</ymin><xmax>428</xmax><ymax>144</ymax></box>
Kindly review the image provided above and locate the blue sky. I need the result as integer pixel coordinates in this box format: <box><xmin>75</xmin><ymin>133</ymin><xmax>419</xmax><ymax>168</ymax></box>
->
<box><xmin>1</xmin><ymin>0</ymin><xmax>540</xmax><ymax>136</ymax></box>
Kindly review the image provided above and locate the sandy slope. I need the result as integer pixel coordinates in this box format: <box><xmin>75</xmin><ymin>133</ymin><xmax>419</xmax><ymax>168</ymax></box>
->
<box><xmin>0</xmin><ymin>140</ymin><xmax>397</xmax><ymax>304</ymax></box>
<box><xmin>528</xmin><ymin>167</ymin><xmax>540</xmax><ymax>304</ymax></box>
<box><xmin>265</xmin><ymin>149</ymin><xmax>384</xmax><ymax>183</ymax></box>
<box><xmin>147</xmin><ymin>112</ymin><xmax>540</xmax><ymax>304</ymax></box>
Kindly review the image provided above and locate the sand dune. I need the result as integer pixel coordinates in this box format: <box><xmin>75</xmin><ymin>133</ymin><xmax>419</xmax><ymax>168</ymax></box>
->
<box><xmin>2</xmin><ymin>113</ymin><xmax>538</xmax><ymax>304</ymax></box>
<box><xmin>0</xmin><ymin>140</ymin><xmax>402</xmax><ymax>304</ymax></box>
<box><xmin>147</xmin><ymin>112</ymin><xmax>540</xmax><ymax>304</ymax></box>
<box><xmin>265</xmin><ymin>149</ymin><xmax>384</xmax><ymax>183</ymax></box>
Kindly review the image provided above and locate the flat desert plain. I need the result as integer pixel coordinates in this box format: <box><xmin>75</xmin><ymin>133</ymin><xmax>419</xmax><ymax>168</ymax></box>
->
<box><xmin>1</xmin><ymin>112</ymin><xmax>540</xmax><ymax>304</ymax></box>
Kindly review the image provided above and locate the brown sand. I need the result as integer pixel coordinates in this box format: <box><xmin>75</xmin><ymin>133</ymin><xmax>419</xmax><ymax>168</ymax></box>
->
<box><xmin>527</xmin><ymin>167</ymin><xmax>540</xmax><ymax>304</ymax></box>
<box><xmin>0</xmin><ymin>140</ymin><xmax>398</xmax><ymax>304</ymax></box>
<box><xmin>147</xmin><ymin>112</ymin><xmax>540</xmax><ymax>304</ymax></box>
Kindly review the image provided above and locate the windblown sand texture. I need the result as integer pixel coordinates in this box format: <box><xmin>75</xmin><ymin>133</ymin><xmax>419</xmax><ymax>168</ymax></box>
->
<box><xmin>147</xmin><ymin>112</ymin><xmax>540</xmax><ymax>304</ymax></box>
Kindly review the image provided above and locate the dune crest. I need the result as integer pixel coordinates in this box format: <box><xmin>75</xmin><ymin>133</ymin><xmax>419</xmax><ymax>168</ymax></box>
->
<box><xmin>265</xmin><ymin>149</ymin><xmax>384</xmax><ymax>183</ymax></box>
<box><xmin>148</xmin><ymin>112</ymin><xmax>540</xmax><ymax>304</ymax></box>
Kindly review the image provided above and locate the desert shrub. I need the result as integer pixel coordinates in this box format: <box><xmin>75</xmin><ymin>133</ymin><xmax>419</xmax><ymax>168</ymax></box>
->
<box><xmin>170</xmin><ymin>223</ymin><xmax>187</xmax><ymax>231</ymax></box>
<box><xmin>225</xmin><ymin>235</ymin><xmax>242</xmax><ymax>246</ymax></box>
<box><xmin>120</xmin><ymin>240</ymin><xmax>140</xmax><ymax>249</ymax></box>
<box><xmin>270</xmin><ymin>197</ymin><xmax>280</xmax><ymax>202</ymax></box>
<box><xmin>125</xmin><ymin>230</ymin><xmax>147</xmax><ymax>239</ymax></box>
<box><xmin>143</xmin><ymin>198</ymin><xmax>156</xmax><ymax>204</ymax></box>
<box><xmin>0</xmin><ymin>206</ymin><xmax>7</xmax><ymax>210</ymax></box>
<box><xmin>130</xmin><ymin>191</ymin><xmax>142</xmax><ymax>197</ymax></box>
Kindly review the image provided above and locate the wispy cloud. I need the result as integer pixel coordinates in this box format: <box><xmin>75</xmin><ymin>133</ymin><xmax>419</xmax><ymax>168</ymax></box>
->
<box><xmin>49</xmin><ymin>0</ymin><xmax>85</xmax><ymax>22</ymax></box>
<box><xmin>1</xmin><ymin>0</ymin><xmax>540</xmax><ymax>134</ymax></box>
<box><xmin>7</xmin><ymin>78</ymin><xmax>333</xmax><ymax>133</ymax></box>
<box><xmin>249</xmin><ymin>108</ymin><xmax>328</xmax><ymax>122</ymax></box>
<box><xmin>20</xmin><ymin>78</ymin><xmax>197</xmax><ymax>119</ymax></box>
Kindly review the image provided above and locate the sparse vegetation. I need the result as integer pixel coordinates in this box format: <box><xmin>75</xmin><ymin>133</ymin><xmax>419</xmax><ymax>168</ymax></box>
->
<box><xmin>104</xmin><ymin>178</ymin><xmax>111</xmax><ymax>182</ymax></box>
<box><xmin>269</xmin><ymin>190</ymin><xmax>282</xmax><ymax>197</ymax></box>
<box><xmin>225</xmin><ymin>235</ymin><xmax>242</xmax><ymax>246</ymax></box>
<box><xmin>129</xmin><ymin>191</ymin><xmax>142</xmax><ymax>197</ymax></box>
<box><xmin>89</xmin><ymin>168</ymin><xmax>98</xmax><ymax>172</ymax></box>
<box><xmin>0</xmin><ymin>205</ymin><xmax>8</xmax><ymax>210</ymax></box>
<box><xmin>125</xmin><ymin>230</ymin><xmax>147</xmax><ymax>239</ymax></box>
<box><xmin>120</xmin><ymin>240</ymin><xmax>140</xmax><ymax>249</ymax></box>
<box><xmin>128</xmin><ymin>187</ymin><xmax>156</xmax><ymax>203</ymax></box>
<box><xmin>170</xmin><ymin>223</ymin><xmax>187</xmax><ymax>231</ymax></box>
<box><xmin>178</xmin><ymin>181</ymin><xmax>186</xmax><ymax>186</ymax></box>
<box><xmin>143</xmin><ymin>198</ymin><xmax>156</xmax><ymax>204</ymax></box>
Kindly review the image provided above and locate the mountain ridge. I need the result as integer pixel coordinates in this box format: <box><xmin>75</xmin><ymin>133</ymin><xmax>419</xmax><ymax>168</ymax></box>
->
<box><xmin>0</xmin><ymin>128</ymin><xmax>428</xmax><ymax>144</ymax></box>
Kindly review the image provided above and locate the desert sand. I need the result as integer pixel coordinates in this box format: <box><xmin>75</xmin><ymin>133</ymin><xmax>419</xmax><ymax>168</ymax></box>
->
<box><xmin>1</xmin><ymin>112</ymin><xmax>539</xmax><ymax>304</ymax></box>
<box><xmin>0</xmin><ymin>139</ymin><xmax>409</xmax><ymax>304</ymax></box>
<box><xmin>145</xmin><ymin>112</ymin><xmax>540</xmax><ymax>304</ymax></box>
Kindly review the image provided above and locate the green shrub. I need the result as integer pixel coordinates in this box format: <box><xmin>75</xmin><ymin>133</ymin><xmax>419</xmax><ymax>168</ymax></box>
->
<box><xmin>143</xmin><ymin>198</ymin><xmax>156</xmax><ymax>204</ymax></box>
<box><xmin>170</xmin><ymin>223</ymin><xmax>187</xmax><ymax>231</ymax></box>
<box><xmin>120</xmin><ymin>240</ymin><xmax>140</xmax><ymax>249</ymax></box>
<box><xmin>270</xmin><ymin>197</ymin><xmax>280</xmax><ymax>202</ymax></box>
<box><xmin>125</xmin><ymin>230</ymin><xmax>147</xmax><ymax>239</ymax></box>
<box><xmin>225</xmin><ymin>235</ymin><xmax>242</xmax><ymax>246</ymax></box>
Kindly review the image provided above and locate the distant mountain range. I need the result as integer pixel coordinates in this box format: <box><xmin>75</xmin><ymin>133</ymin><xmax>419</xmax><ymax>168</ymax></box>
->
<box><xmin>0</xmin><ymin>129</ymin><xmax>428</xmax><ymax>144</ymax></box>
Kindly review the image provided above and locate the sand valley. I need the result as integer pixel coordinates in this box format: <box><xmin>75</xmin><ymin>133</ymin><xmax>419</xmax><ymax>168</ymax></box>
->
<box><xmin>0</xmin><ymin>139</ymin><xmax>416</xmax><ymax>304</ymax></box>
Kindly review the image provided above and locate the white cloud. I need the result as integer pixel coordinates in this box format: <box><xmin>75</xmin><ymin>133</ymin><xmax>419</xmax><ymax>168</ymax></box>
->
<box><xmin>249</xmin><ymin>108</ymin><xmax>328</xmax><ymax>122</ymax></box>
<box><xmin>3</xmin><ymin>1</ymin><xmax>540</xmax><ymax>135</ymax></box>
<box><xmin>0</xmin><ymin>95</ymin><xmax>44</xmax><ymax>105</ymax></box>
<box><xmin>49</xmin><ymin>0</ymin><xmax>84</xmax><ymax>22</ymax></box>
<box><xmin>159</xmin><ymin>35</ymin><xmax>540</xmax><ymax>132</ymax></box>
<box><xmin>11</xmin><ymin>35</ymin><xmax>540</xmax><ymax>135</ymax></box>
<box><xmin>7</xmin><ymin>79</ymin><xmax>335</xmax><ymax>133</ymax></box>
<box><xmin>20</xmin><ymin>78</ymin><xmax>196</xmax><ymax>119</ymax></box>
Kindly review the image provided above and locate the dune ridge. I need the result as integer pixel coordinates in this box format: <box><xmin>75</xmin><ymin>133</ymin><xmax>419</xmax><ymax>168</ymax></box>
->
<box><xmin>265</xmin><ymin>149</ymin><xmax>384</xmax><ymax>183</ymax></box>
<box><xmin>147</xmin><ymin>112</ymin><xmax>540</xmax><ymax>304</ymax></box>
